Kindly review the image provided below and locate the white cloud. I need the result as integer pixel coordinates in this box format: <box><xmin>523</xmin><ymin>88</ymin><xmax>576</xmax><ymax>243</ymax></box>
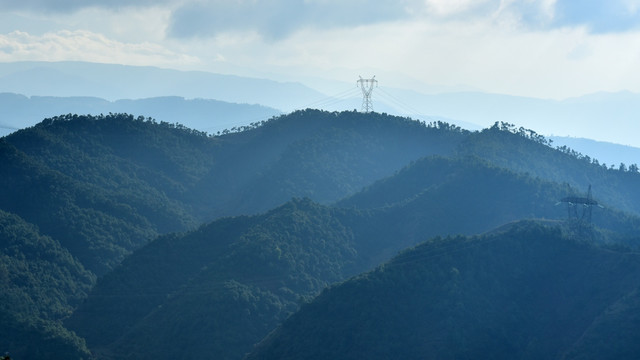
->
<box><xmin>0</xmin><ymin>30</ymin><xmax>200</xmax><ymax>67</ymax></box>
<box><xmin>166</xmin><ymin>0</ymin><xmax>417</xmax><ymax>40</ymax></box>
<box><xmin>423</xmin><ymin>0</ymin><xmax>492</xmax><ymax>16</ymax></box>
<box><xmin>0</xmin><ymin>0</ymin><xmax>175</xmax><ymax>13</ymax></box>
<box><xmin>200</xmin><ymin>16</ymin><xmax>640</xmax><ymax>99</ymax></box>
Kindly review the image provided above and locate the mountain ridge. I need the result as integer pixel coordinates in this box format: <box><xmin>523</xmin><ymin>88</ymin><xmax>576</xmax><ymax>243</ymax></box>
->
<box><xmin>0</xmin><ymin>61</ymin><xmax>325</xmax><ymax>111</ymax></box>
<box><xmin>0</xmin><ymin>92</ymin><xmax>281</xmax><ymax>137</ymax></box>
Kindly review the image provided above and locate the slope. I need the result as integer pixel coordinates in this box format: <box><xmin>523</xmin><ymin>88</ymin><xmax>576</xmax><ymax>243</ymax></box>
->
<box><xmin>247</xmin><ymin>221</ymin><xmax>640</xmax><ymax>360</ymax></box>
<box><xmin>0</xmin><ymin>114</ymin><xmax>216</xmax><ymax>274</ymax></box>
<box><xmin>0</xmin><ymin>209</ymin><xmax>93</xmax><ymax>359</ymax></box>
<box><xmin>456</xmin><ymin>122</ymin><xmax>640</xmax><ymax>216</ymax></box>
<box><xmin>67</xmin><ymin>199</ymin><xmax>360</xmax><ymax>360</ymax></box>
<box><xmin>338</xmin><ymin>155</ymin><xmax>640</xmax><ymax>264</ymax></box>
<box><xmin>0</xmin><ymin>111</ymin><xmax>468</xmax><ymax>358</ymax></box>
<box><xmin>189</xmin><ymin>110</ymin><xmax>466</xmax><ymax>218</ymax></box>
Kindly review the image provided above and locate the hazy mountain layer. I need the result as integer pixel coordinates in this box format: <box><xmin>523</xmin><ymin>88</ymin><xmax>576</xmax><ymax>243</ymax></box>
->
<box><xmin>0</xmin><ymin>92</ymin><xmax>281</xmax><ymax>137</ymax></box>
<box><xmin>550</xmin><ymin>136</ymin><xmax>640</xmax><ymax>169</ymax></box>
<box><xmin>0</xmin><ymin>61</ymin><xmax>324</xmax><ymax>111</ymax></box>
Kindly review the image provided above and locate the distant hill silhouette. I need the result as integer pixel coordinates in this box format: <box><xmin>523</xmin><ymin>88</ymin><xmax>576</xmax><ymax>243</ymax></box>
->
<box><xmin>0</xmin><ymin>92</ymin><xmax>281</xmax><ymax>137</ymax></box>
<box><xmin>0</xmin><ymin>61</ymin><xmax>324</xmax><ymax>111</ymax></box>
<box><xmin>551</xmin><ymin>136</ymin><xmax>640</xmax><ymax>168</ymax></box>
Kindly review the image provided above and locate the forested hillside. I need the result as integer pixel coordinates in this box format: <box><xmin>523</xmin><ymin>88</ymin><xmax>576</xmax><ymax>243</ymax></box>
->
<box><xmin>67</xmin><ymin>157</ymin><xmax>640</xmax><ymax>359</ymax></box>
<box><xmin>0</xmin><ymin>115</ymin><xmax>213</xmax><ymax>275</ymax></box>
<box><xmin>67</xmin><ymin>199</ymin><xmax>361</xmax><ymax>360</ymax></box>
<box><xmin>0</xmin><ymin>110</ymin><xmax>466</xmax><ymax>358</ymax></box>
<box><xmin>190</xmin><ymin>110</ymin><xmax>466</xmax><ymax>218</ymax></box>
<box><xmin>0</xmin><ymin>110</ymin><xmax>465</xmax><ymax>276</ymax></box>
<box><xmin>0</xmin><ymin>210</ymin><xmax>93</xmax><ymax>359</ymax></box>
<box><xmin>457</xmin><ymin>122</ymin><xmax>640</xmax><ymax>216</ymax></box>
<box><xmin>3</xmin><ymin>110</ymin><xmax>640</xmax><ymax>359</ymax></box>
<box><xmin>247</xmin><ymin>221</ymin><xmax>640</xmax><ymax>360</ymax></box>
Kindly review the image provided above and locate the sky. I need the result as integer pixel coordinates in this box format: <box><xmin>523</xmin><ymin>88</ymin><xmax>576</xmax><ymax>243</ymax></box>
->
<box><xmin>2</xmin><ymin>0</ymin><xmax>640</xmax><ymax>100</ymax></box>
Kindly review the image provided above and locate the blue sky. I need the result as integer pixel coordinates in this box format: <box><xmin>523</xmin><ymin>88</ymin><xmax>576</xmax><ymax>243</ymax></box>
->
<box><xmin>1</xmin><ymin>0</ymin><xmax>640</xmax><ymax>99</ymax></box>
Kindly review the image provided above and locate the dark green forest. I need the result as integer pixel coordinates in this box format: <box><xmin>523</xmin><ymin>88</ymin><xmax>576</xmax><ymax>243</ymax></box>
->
<box><xmin>2</xmin><ymin>110</ymin><xmax>640</xmax><ymax>359</ymax></box>
<box><xmin>247</xmin><ymin>221</ymin><xmax>640</xmax><ymax>360</ymax></box>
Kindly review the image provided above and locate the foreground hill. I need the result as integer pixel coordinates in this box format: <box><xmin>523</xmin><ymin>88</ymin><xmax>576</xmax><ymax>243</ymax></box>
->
<box><xmin>247</xmin><ymin>221</ymin><xmax>640</xmax><ymax>360</ymax></box>
<box><xmin>0</xmin><ymin>210</ymin><xmax>93</xmax><ymax>359</ymax></box>
<box><xmin>0</xmin><ymin>114</ymin><xmax>214</xmax><ymax>275</ymax></box>
<box><xmin>67</xmin><ymin>199</ymin><xmax>362</xmax><ymax>360</ymax></box>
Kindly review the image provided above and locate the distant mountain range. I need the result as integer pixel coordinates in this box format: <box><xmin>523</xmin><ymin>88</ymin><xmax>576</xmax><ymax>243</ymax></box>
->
<box><xmin>0</xmin><ymin>61</ymin><xmax>324</xmax><ymax>111</ymax></box>
<box><xmin>550</xmin><ymin>136</ymin><xmax>640</xmax><ymax>168</ymax></box>
<box><xmin>386</xmin><ymin>89</ymin><xmax>640</xmax><ymax>149</ymax></box>
<box><xmin>0</xmin><ymin>92</ymin><xmax>281</xmax><ymax>137</ymax></box>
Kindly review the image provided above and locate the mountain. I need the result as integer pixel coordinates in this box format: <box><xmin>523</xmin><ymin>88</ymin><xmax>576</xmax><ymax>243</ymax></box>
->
<box><xmin>0</xmin><ymin>111</ymin><xmax>465</xmax><ymax>358</ymax></box>
<box><xmin>0</xmin><ymin>110</ymin><xmax>467</xmax><ymax>275</ymax></box>
<box><xmin>0</xmin><ymin>209</ymin><xmax>94</xmax><ymax>359</ymax></box>
<box><xmin>66</xmin><ymin>199</ymin><xmax>363</xmax><ymax>360</ymax></box>
<box><xmin>0</xmin><ymin>114</ymin><xmax>216</xmax><ymax>275</ymax></box>
<box><xmin>455</xmin><ymin>123</ymin><xmax>640</xmax><ymax>217</ymax></box>
<box><xmin>202</xmin><ymin>111</ymin><xmax>465</xmax><ymax>218</ymax></box>
<box><xmin>4</xmin><ymin>110</ymin><xmax>640</xmax><ymax>359</ymax></box>
<box><xmin>550</xmin><ymin>136</ymin><xmax>640</xmax><ymax>168</ymax></box>
<box><xmin>388</xmin><ymin>89</ymin><xmax>640</xmax><ymax>148</ymax></box>
<box><xmin>66</xmin><ymin>155</ymin><xmax>640</xmax><ymax>360</ymax></box>
<box><xmin>0</xmin><ymin>93</ymin><xmax>281</xmax><ymax>137</ymax></box>
<box><xmin>0</xmin><ymin>61</ymin><xmax>325</xmax><ymax>111</ymax></box>
<box><xmin>246</xmin><ymin>221</ymin><xmax>640</xmax><ymax>360</ymax></box>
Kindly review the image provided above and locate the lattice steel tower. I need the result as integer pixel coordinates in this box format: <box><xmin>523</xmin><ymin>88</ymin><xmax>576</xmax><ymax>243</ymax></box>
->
<box><xmin>357</xmin><ymin>76</ymin><xmax>378</xmax><ymax>113</ymax></box>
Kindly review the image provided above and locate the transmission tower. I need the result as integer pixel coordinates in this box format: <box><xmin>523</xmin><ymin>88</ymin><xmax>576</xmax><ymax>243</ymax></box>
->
<box><xmin>558</xmin><ymin>184</ymin><xmax>602</xmax><ymax>223</ymax></box>
<box><xmin>357</xmin><ymin>76</ymin><xmax>378</xmax><ymax>113</ymax></box>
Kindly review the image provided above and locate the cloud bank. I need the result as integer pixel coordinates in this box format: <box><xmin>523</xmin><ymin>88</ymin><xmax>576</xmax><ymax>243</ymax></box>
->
<box><xmin>0</xmin><ymin>30</ymin><xmax>199</xmax><ymax>66</ymax></box>
<box><xmin>3</xmin><ymin>0</ymin><xmax>640</xmax><ymax>41</ymax></box>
